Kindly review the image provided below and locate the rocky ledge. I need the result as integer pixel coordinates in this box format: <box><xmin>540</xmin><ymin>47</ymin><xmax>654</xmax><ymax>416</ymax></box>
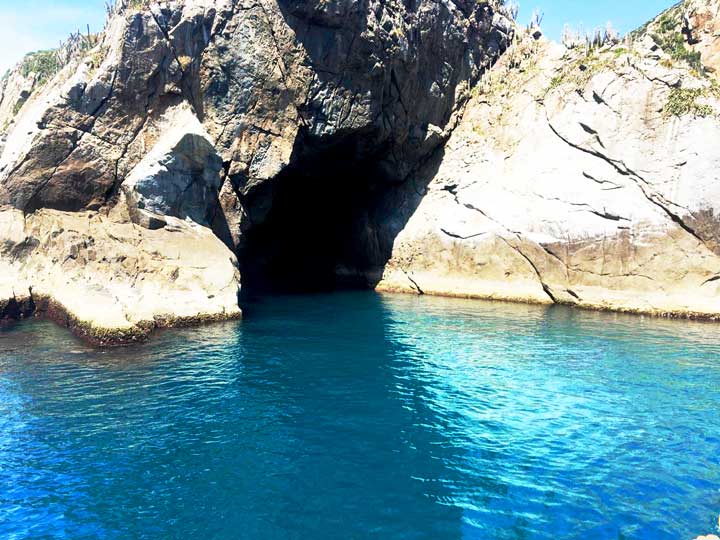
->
<box><xmin>0</xmin><ymin>204</ymin><xmax>241</xmax><ymax>345</ymax></box>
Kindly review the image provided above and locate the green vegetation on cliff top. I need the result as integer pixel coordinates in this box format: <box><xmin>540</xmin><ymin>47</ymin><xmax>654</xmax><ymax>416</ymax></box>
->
<box><xmin>650</xmin><ymin>11</ymin><xmax>704</xmax><ymax>72</ymax></box>
<box><xmin>19</xmin><ymin>50</ymin><xmax>61</xmax><ymax>84</ymax></box>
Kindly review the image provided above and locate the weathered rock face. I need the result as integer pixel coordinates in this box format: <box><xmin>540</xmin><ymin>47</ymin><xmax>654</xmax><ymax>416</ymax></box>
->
<box><xmin>4</xmin><ymin>0</ymin><xmax>720</xmax><ymax>341</ymax></box>
<box><xmin>377</xmin><ymin>21</ymin><xmax>720</xmax><ymax>318</ymax></box>
<box><xmin>0</xmin><ymin>0</ymin><xmax>512</xmax><ymax>340</ymax></box>
<box><xmin>0</xmin><ymin>0</ymin><xmax>511</xmax><ymax>213</ymax></box>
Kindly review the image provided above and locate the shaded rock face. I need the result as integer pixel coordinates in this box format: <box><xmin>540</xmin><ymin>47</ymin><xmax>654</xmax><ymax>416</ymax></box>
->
<box><xmin>128</xmin><ymin>132</ymin><xmax>223</xmax><ymax>224</ymax></box>
<box><xmin>121</xmin><ymin>103</ymin><xmax>224</xmax><ymax>227</ymax></box>
<box><xmin>272</xmin><ymin>0</ymin><xmax>508</xmax><ymax>171</ymax></box>
<box><xmin>225</xmin><ymin>0</ymin><xmax>512</xmax><ymax>289</ymax></box>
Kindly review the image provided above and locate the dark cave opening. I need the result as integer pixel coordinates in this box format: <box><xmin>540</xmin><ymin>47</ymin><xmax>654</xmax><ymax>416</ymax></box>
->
<box><xmin>238</xmin><ymin>136</ymin><xmax>402</xmax><ymax>294</ymax></box>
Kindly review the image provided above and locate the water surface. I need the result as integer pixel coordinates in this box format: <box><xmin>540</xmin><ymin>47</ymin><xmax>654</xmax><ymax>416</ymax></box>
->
<box><xmin>1</xmin><ymin>292</ymin><xmax>719</xmax><ymax>539</ymax></box>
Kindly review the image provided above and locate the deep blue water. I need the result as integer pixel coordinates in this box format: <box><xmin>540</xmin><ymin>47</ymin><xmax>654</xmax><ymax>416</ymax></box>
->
<box><xmin>1</xmin><ymin>292</ymin><xmax>719</xmax><ymax>540</ymax></box>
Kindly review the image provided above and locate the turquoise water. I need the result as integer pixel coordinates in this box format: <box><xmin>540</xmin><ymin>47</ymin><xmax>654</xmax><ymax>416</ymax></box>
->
<box><xmin>1</xmin><ymin>292</ymin><xmax>719</xmax><ymax>540</ymax></box>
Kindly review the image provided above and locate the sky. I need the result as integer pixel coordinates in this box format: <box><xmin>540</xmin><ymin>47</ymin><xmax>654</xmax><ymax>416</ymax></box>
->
<box><xmin>0</xmin><ymin>0</ymin><xmax>107</xmax><ymax>76</ymax></box>
<box><xmin>518</xmin><ymin>0</ymin><xmax>678</xmax><ymax>41</ymax></box>
<box><xmin>0</xmin><ymin>0</ymin><xmax>679</xmax><ymax>77</ymax></box>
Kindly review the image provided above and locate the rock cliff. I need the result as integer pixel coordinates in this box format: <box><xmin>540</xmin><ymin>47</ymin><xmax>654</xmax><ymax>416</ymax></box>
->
<box><xmin>2</xmin><ymin>0</ymin><xmax>720</xmax><ymax>342</ymax></box>
<box><xmin>378</xmin><ymin>2</ymin><xmax>720</xmax><ymax>318</ymax></box>
<box><xmin>0</xmin><ymin>0</ymin><xmax>513</xmax><ymax>341</ymax></box>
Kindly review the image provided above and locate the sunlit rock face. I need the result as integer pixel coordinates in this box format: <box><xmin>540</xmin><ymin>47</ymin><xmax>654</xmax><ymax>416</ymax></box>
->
<box><xmin>0</xmin><ymin>0</ymin><xmax>512</xmax><ymax>340</ymax></box>
<box><xmin>0</xmin><ymin>207</ymin><xmax>242</xmax><ymax>345</ymax></box>
<box><xmin>378</xmin><ymin>22</ymin><xmax>720</xmax><ymax>318</ymax></box>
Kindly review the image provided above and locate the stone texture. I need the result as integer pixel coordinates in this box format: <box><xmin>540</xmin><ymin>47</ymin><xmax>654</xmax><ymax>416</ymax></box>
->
<box><xmin>0</xmin><ymin>0</ymin><xmax>512</xmax><ymax>218</ymax></box>
<box><xmin>3</xmin><ymin>0</ymin><xmax>720</xmax><ymax>339</ymax></box>
<box><xmin>0</xmin><ymin>204</ymin><xmax>241</xmax><ymax>344</ymax></box>
<box><xmin>0</xmin><ymin>0</ymin><xmax>512</xmax><ymax>341</ymax></box>
<box><xmin>120</xmin><ymin>102</ymin><xmax>224</xmax><ymax>227</ymax></box>
<box><xmin>684</xmin><ymin>0</ymin><xmax>720</xmax><ymax>75</ymax></box>
<box><xmin>377</xmin><ymin>29</ymin><xmax>720</xmax><ymax>318</ymax></box>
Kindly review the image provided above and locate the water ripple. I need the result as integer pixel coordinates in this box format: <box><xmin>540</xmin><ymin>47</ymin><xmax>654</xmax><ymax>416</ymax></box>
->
<box><xmin>1</xmin><ymin>293</ymin><xmax>719</xmax><ymax>539</ymax></box>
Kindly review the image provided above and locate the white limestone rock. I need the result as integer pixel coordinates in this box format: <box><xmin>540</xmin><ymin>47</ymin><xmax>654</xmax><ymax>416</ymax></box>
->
<box><xmin>378</xmin><ymin>36</ymin><xmax>720</xmax><ymax>318</ymax></box>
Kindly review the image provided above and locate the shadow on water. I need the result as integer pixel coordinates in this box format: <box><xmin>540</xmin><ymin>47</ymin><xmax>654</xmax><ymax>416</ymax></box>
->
<box><xmin>1</xmin><ymin>292</ymin><xmax>720</xmax><ymax>539</ymax></box>
<box><xmin>0</xmin><ymin>293</ymin><xmax>470</xmax><ymax>539</ymax></box>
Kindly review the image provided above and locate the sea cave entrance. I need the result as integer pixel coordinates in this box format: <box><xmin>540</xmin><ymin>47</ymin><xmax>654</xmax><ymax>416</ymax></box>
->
<box><xmin>238</xmin><ymin>135</ymin><xmax>407</xmax><ymax>294</ymax></box>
